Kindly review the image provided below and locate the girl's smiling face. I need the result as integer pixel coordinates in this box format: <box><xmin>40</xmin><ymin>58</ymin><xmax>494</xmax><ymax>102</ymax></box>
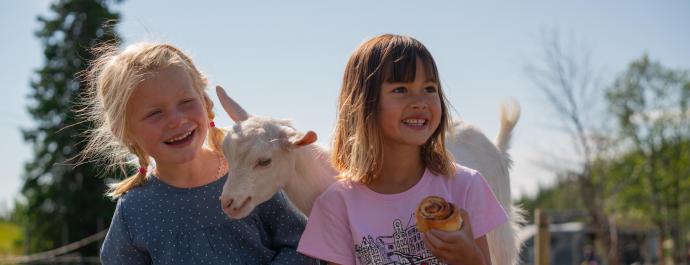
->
<box><xmin>125</xmin><ymin>65</ymin><xmax>209</xmax><ymax>165</ymax></box>
<box><xmin>378</xmin><ymin>59</ymin><xmax>442</xmax><ymax>150</ymax></box>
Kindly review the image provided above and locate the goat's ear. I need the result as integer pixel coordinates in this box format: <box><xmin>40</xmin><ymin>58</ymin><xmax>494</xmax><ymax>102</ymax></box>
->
<box><xmin>288</xmin><ymin>130</ymin><xmax>317</xmax><ymax>147</ymax></box>
<box><xmin>216</xmin><ymin>85</ymin><xmax>249</xmax><ymax>123</ymax></box>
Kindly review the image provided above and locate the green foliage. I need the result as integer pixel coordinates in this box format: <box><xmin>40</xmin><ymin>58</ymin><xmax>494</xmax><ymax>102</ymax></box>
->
<box><xmin>0</xmin><ymin>221</ymin><xmax>22</xmax><ymax>257</ymax></box>
<box><xmin>17</xmin><ymin>0</ymin><xmax>122</xmax><ymax>256</ymax></box>
<box><xmin>604</xmin><ymin>54</ymin><xmax>689</xmax><ymax>226</ymax></box>
<box><xmin>605</xmin><ymin>54</ymin><xmax>688</xmax><ymax>261</ymax></box>
<box><xmin>516</xmin><ymin>174</ymin><xmax>585</xmax><ymax>224</ymax></box>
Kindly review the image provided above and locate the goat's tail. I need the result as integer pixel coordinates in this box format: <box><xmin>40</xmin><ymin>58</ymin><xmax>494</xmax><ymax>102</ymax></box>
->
<box><xmin>488</xmin><ymin>99</ymin><xmax>524</xmax><ymax>265</ymax></box>
<box><xmin>495</xmin><ymin>100</ymin><xmax>521</xmax><ymax>154</ymax></box>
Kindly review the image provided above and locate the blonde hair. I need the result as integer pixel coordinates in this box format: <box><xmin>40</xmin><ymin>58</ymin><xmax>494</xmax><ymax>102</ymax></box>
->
<box><xmin>80</xmin><ymin>42</ymin><xmax>226</xmax><ymax>199</ymax></box>
<box><xmin>332</xmin><ymin>34</ymin><xmax>455</xmax><ymax>184</ymax></box>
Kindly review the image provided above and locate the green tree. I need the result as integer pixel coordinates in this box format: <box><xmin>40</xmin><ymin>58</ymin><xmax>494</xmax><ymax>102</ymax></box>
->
<box><xmin>516</xmin><ymin>173</ymin><xmax>586</xmax><ymax>224</ymax></box>
<box><xmin>605</xmin><ymin>54</ymin><xmax>690</xmax><ymax>264</ymax></box>
<box><xmin>17</xmin><ymin>0</ymin><xmax>122</xmax><ymax>257</ymax></box>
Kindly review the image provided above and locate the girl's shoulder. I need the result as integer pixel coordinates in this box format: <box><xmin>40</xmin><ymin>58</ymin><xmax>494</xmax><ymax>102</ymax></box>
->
<box><xmin>315</xmin><ymin>178</ymin><xmax>361</xmax><ymax>204</ymax></box>
<box><xmin>436</xmin><ymin>163</ymin><xmax>481</xmax><ymax>184</ymax></box>
<box><xmin>451</xmin><ymin>163</ymin><xmax>481</xmax><ymax>179</ymax></box>
<box><xmin>427</xmin><ymin>163</ymin><xmax>485</xmax><ymax>196</ymax></box>
<box><xmin>116</xmin><ymin>176</ymin><xmax>176</xmax><ymax>213</ymax></box>
<box><xmin>118</xmin><ymin>177</ymin><xmax>157</xmax><ymax>198</ymax></box>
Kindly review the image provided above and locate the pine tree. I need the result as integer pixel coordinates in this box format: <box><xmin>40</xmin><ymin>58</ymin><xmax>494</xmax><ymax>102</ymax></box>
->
<box><xmin>18</xmin><ymin>0</ymin><xmax>122</xmax><ymax>257</ymax></box>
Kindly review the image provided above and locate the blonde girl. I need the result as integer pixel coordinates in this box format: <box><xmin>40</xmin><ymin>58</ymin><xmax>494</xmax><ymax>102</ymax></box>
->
<box><xmin>83</xmin><ymin>42</ymin><xmax>316</xmax><ymax>264</ymax></box>
<box><xmin>297</xmin><ymin>34</ymin><xmax>508</xmax><ymax>265</ymax></box>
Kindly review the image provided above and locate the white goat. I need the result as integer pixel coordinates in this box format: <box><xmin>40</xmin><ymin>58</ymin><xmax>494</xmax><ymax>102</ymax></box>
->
<box><xmin>216</xmin><ymin>86</ymin><xmax>523</xmax><ymax>265</ymax></box>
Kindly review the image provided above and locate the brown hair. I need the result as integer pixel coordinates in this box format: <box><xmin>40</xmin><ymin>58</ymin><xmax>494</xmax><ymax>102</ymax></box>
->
<box><xmin>80</xmin><ymin>42</ymin><xmax>226</xmax><ymax>198</ymax></box>
<box><xmin>331</xmin><ymin>34</ymin><xmax>455</xmax><ymax>184</ymax></box>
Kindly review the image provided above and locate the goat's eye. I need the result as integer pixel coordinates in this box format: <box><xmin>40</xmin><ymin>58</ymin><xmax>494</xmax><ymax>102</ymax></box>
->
<box><xmin>257</xmin><ymin>158</ymin><xmax>272</xmax><ymax>167</ymax></box>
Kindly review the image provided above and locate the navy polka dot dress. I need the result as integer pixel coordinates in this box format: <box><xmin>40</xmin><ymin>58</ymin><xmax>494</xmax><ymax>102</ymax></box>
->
<box><xmin>100</xmin><ymin>174</ymin><xmax>318</xmax><ymax>264</ymax></box>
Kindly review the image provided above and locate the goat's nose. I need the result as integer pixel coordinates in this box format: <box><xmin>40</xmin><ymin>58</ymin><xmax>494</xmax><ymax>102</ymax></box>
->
<box><xmin>228</xmin><ymin>196</ymin><xmax>251</xmax><ymax>211</ymax></box>
<box><xmin>236</xmin><ymin>196</ymin><xmax>252</xmax><ymax>211</ymax></box>
<box><xmin>220</xmin><ymin>197</ymin><xmax>234</xmax><ymax>210</ymax></box>
<box><xmin>220</xmin><ymin>196</ymin><xmax>254</xmax><ymax>219</ymax></box>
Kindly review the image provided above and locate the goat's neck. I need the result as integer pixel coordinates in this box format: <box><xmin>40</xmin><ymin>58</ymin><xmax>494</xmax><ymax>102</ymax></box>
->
<box><xmin>283</xmin><ymin>144</ymin><xmax>337</xmax><ymax>215</ymax></box>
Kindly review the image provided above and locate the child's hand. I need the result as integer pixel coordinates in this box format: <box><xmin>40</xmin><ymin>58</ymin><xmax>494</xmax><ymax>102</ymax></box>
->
<box><xmin>422</xmin><ymin>209</ymin><xmax>489</xmax><ymax>265</ymax></box>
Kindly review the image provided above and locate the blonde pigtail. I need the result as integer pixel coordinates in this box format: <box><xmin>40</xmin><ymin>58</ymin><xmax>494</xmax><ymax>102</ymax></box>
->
<box><xmin>202</xmin><ymin>94</ymin><xmax>226</xmax><ymax>155</ymax></box>
<box><xmin>108</xmin><ymin>147</ymin><xmax>150</xmax><ymax>199</ymax></box>
<box><xmin>209</xmin><ymin>126</ymin><xmax>226</xmax><ymax>155</ymax></box>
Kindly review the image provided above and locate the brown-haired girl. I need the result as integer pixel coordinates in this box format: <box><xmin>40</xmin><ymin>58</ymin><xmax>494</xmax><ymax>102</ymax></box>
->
<box><xmin>297</xmin><ymin>34</ymin><xmax>507</xmax><ymax>265</ymax></box>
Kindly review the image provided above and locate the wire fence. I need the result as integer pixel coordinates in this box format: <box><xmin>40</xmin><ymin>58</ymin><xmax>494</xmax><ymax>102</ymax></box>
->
<box><xmin>0</xmin><ymin>229</ymin><xmax>106</xmax><ymax>264</ymax></box>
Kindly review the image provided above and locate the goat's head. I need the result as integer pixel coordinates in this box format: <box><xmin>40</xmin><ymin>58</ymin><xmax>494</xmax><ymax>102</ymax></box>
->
<box><xmin>215</xmin><ymin>86</ymin><xmax>317</xmax><ymax>219</ymax></box>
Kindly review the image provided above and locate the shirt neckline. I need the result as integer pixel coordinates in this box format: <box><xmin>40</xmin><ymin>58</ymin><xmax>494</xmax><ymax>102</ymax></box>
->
<box><xmin>150</xmin><ymin>174</ymin><xmax>228</xmax><ymax>191</ymax></box>
<box><xmin>357</xmin><ymin>168</ymin><xmax>432</xmax><ymax>200</ymax></box>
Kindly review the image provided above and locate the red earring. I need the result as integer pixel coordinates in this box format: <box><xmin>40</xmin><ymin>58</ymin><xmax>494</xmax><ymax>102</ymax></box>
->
<box><xmin>210</xmin><ymin>121</ymin><xmax>216</xmax><ymax>128</ymax></box>
<box><xmin>138</xmin><ymin>167</ymin><xmax>147</xmax><ymax>175</ymax></box>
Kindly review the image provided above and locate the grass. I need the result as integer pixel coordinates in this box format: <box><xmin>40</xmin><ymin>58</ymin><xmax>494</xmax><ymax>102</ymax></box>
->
<box><xmin>0</xmin><ymin>221</ymin><xmax>22</xmax><ymax>257</ymax></box>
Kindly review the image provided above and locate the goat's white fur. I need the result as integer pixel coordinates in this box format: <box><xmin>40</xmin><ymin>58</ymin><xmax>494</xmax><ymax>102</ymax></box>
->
<box><xmin>447</xmin><ymin>102</ymin><xmax>524</xmax><ymax>265</ymax></box>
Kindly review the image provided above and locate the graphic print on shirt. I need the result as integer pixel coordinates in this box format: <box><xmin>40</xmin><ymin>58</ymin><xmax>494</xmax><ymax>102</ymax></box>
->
<box><xmin>354</xmin><ymin>213</ymin><xmax>446</xmax><ymax>265</ymax></box>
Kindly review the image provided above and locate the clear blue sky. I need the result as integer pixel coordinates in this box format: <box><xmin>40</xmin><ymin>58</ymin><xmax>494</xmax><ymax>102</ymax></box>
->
<box><xmin>2</xmin><ymin>1</ymin><xmax>689</xmax><ymax>211</ymax></box>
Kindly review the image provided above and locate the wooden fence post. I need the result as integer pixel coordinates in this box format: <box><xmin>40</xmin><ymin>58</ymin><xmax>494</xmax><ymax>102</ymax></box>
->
<box><xmin>536</xmin><ymin>208</ymin><xmax>550</xmax><ymax>265</ymax></box>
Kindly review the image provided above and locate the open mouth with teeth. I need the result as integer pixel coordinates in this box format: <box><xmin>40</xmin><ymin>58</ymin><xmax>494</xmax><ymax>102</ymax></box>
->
<box><xmin>401</xmin><ymin>118</ymin><xmax>428</xmax><ymax>128</ymax></box>
<box><xmin>164</xmin><ymin>129</ymin><xmax>196</xmax><ymax>146</ymax></box>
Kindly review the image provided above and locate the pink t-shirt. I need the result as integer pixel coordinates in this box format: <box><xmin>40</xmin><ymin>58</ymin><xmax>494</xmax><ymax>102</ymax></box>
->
<box><xmin>297</xmin><ymin>164</ymin><xmax>508</xmax><ymax>265</ymax></box>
